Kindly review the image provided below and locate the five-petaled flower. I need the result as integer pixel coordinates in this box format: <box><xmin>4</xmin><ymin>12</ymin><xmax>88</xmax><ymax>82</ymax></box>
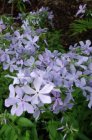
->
<box><xmin>5</xmin><ymin>84</ymin><xmax>34</xmax><ymax>116</ymax></box>
<box><xmin>22</xmin><ymin>77</ymin><xmax>54</xmax><ymax>105</ymax></box>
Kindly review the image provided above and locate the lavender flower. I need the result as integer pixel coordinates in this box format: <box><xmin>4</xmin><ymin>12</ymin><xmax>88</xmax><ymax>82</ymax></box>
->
<box><xmin>22</xmin><ymin>77</ymin><xmax>54</xmax><ymax>104</ymax></box>
<box><xmin>52</xmin><ymin>91</ymin><xmax>63</xmax><ymax>111</ymax></box>
<box><xmin>75</xmin><ymin>4</ymin><xmax>87</xmax><ymax>17</ymax></box>
<box><xmin>0</xmin><ymin>20</ymin><xmax>6</xmax><ymax>32</ymax></box>
<box><xmin>5</xmin><ymin>84</ymin><xmax>34</xmax><ymax>116</ymax></box>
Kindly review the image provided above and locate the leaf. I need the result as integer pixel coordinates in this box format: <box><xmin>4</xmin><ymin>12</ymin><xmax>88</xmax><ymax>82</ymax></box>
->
<box><xmin>8</xmin><ymin>114</ymin><xmax>18</xmax><ymax>122</ymax></box>
<box><xmin>0</xmin><ymin>124</ymin><xmax>18</xmax><ymax>140</ymax></box>
<box><xmin>17</xmin><ymin>117</ymin><xmax>34</xmax><ymax>128</ymax></box>
<box><xmin>0</xmin><ymin>125</ymin><xmax>9</xmax><ymax>135</ymax></box>
<box><xmin>70</xmin><ymin>18</ymin><xmax>92</xmax><ymax>36</ymax></box>
<box><xmin>47</xmin><ymin>120</ymin><xmax>62</xmax><ymax>140</ymax></box>
<box><xmin>67</xmin><ymin>135</ymin><xmax>74</xmax><ymax>140</ymax></box>
<box><xmin>9</xmin><ymin>129</ymin><xmax>18</xmax><ymax>140</ymax></box>
<box><xmin>78</xmin><ymin>133</ymin><xmax>90</xmax><ymax>140</ymax></box>
<box><xmin>20</xmin><ymin>130</ymin><xmax>31</xmax><ymax>140</ymax></box>
<box><xmin>30</xmin><ymin>126</ymin><xmax>38</xmax><ymax>140</ymax></box>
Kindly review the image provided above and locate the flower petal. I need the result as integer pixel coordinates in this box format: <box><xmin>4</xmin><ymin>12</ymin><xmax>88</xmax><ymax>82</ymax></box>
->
<box><xmin>5</xmin><ymin>98</ymin><xmax>19</xmax><ymax>107</ymax></box>
<box><xmin>11</xmin><ymin>105</ymin><xmax>17</xmax><ymax>115</ymax></box>
<box><xmin>24</xmin><ymin>102</ymin><xmax>34</xmax><ymax>113</ymax></box>
<box><xmin>31</xmin><ymin>94</ymin><xmax>39</xmax><ymax>105</ymax></box>
<box><xmin>15</xmin><ymin>86</ymin><xmax>23</xmax><ymax>98</ymax></box>
<box><xmin>39</xmin><ymin>94</ymin><xmax>51</xmax><ymax>104</ymax></box>
<box><xmin>23</xmin><ymin>95</ymin><xmax>32</xmax><ymax>102</ymax></box>
<box><xmin>33</xmin><ymin>77</ymin><xmax>43</xmax><ymax>92</ymax></box>
<box><xmin>9</xmin><ymin>84</ymin><xmax>15</xmax><ymax>98</ymax></box>
<box><xmin>39</xmin><ymin>84</ymin><xmax>54</xmax><ymax>94</ymax></box>
<box><xmin>15</xmin><ymin>102</ymin><xmax>23</xmax><ymax>116</ymax></box>
<box><xmin>22</xmin><ymin>85</ymin><xmax>36</xmax><ymax>95</ymax></box>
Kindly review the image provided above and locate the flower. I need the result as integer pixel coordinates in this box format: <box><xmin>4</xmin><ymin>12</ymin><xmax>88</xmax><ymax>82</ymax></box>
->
<box><xmin>0</xmin><ymin>20</ymin><xmax>6</xmax><ymax>32</ymax></box>
<box><xmin>22</xmin><ymin>77</ymin><xmax>54</xmax><ymax>104</ymax></box>
<box><xmin>65</xmin><ymin>64</ymin><xmax>82</xmax><ymax>85</ymax></box>
<box><xmin>5</xmin><ymin>69</ymin><xmax>32</xmax><ymax>85</ymax></box>
<box><xmin>3</xmin><ymin>56</ymin><xmax>18</xmax><ymax>72</ymax></box>
<box><xmin>52</xmin><ymin>91</ymin><xmax>63</xmax><ymax>110</ymax></box>
<box><xmin>75</xmin><ymin>4</ymin><xmax>87</xmax><ymax>17</ymax></box>
<box><xmin>5</xmin><ymin>84</ymin><xmax>34</xmax><ymax>116</ymax></box>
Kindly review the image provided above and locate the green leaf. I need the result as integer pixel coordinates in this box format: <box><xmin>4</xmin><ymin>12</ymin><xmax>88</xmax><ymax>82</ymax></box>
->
<box><xmin>78</xmin><ymin>133</ymin><xmax>90</xmax><ymax>140</ymax></box>
<box><xmin>47</xmin><ymin>120</ymin><xmax>62</xmax><ymax>140</ymax></box>
<box><xmin>20</xmin><ymin>130</ymin><xmax>31</xmax><ymax>140</ymax></box>
<box><xmin>0</xmin><ymin>124</ymin><xmax>18</xmax><ymax>140</ymax></box>
<box><xmin>70</xmin><ymin>18</ymin><xmax>92</xmax><ymax>36</ymax></box>
<box><xmin>17</xmin><ymin>117</ymin><xmax>34</xmax><ymax>128</ymax></box>
<box><xmin>30</xmin><ymin>127</ymin><xmax>38</xmax><ymax>140</ymax></box>
<box><xmin>8</xmin><ymin>114</ymin><xmax>18</xmax><ymax>122</ymax></box>
<box><xmin>8</xmin><ymin>129</ymin><xmax>18</xmax><ymax>140</ymax></box>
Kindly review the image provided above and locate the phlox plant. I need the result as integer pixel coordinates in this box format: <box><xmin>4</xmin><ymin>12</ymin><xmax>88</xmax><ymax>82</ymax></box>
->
<box><xmin>0</xmin><ymin>5</ymin><xmax>92</xmax><ymax>140</ymax></box>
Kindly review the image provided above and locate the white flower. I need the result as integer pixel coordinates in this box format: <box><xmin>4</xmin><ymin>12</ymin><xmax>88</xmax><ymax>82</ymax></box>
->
<box><xmin>22</xmin><ymin>77</ymin><xmax>54</xmax><ymax>105</ymax></box>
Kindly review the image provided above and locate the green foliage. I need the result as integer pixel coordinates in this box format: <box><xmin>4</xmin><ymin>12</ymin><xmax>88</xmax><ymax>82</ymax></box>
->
<box><xmin>86</xmin><ymin>10</ymin><xmax>92</xmax><ymax>18</ymax></box>
<box><xmin>46</xmin><ymin>30</ymin><xmax>65</xmax><ymax>52</ymax></box>
<box><xmin>70</xmin><ymin>18</ymin><xmax>92</xmax><ymax>36</ymax></box>
<box><xmin>38</xmin><ymin>30</ymin><xmax>65</xmax><ymax>53</ymax></box>
<box><xmin>47</xmin><ymin>120</ymin><xmax>63</xmax><ymax>140</ymax></box>
<box><xmin>0</xmin><ymin>113</ymin><xmax>39</xmax><ymax>140</ymax></box>
<box><xmin>0</xmin><ymin>66</ymin><xmax>12</xmax><ymax>113</ymax></box>
<box><xmin>17</xmin><ymin>0</ymin><xmax>26</xmax><ymax>13</ymax></box>
<box><xmin>26</xmin><ymin>10</ymin><xmax>52</xmax><ymax>29</ymax></box>
<box><xmin>16</xmin><ymin>117</ymin><xmax>34</xmax><ymax>128</ymax></box>
<box><xmin>8</xmin><ymin>0</ymin><xmax>27</xmax><ymax>13</ymax></box>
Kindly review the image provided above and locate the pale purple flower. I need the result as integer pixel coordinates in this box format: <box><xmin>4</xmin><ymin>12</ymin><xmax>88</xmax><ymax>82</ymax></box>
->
<box><xmin>5</xmin><ymin>69</ymin><xmax>32</xmax><ymax>85</ymax></box>
<box><xmin>88</xmin><ymin>63</ymin><xmax>92</xmax><ymax>70</ymax></box>
<box><xmin>23</xmin><ymin>34</ymin><xmax>39</xmax><ymax>52</ymax></box>
<box><xmin>22</xmin><ymin>77</ymin><xmax>54</xmax><ymax>105</ymax></box>
<box><xmin>53</xmin><ymin>58</ymin><xmax>64</xmax><ymax>72</ymax></box>
<box><xmin>60</xmin><ymin>89</ymin><xmax>74</xmax><ymax>111</ymax></box>
<box><xmin>75</xmin><ymin>4</ymin><xmax>87</xmax><ymax>17</ymax></box>
<box><xmin>52</xmin><ymin>91</ymin><xmax>63</xmax><ymax>110</ymax></box>
<box><xmin>33</xmin><ymin>103</ymin><xmax>44</xmax><ymax>120</ymax></box>
<box><xmin>3</xmin><ymin>57</ymin><xmax>18</xmax><ymax>72</ymax></box>
<box><xmin>65</xmin><ymin>64</ymin><xmax>82</xmax><ymax>85</ymax></box>
<box><xmin>0</xmin><ymin>20</ymin><xmax>6</xmax><ymax>32</ymax></box>
<box><xmin>88</xmin><ymin>93</ymin><xmax>92</xmax><ymax>108</ymax></box>
<box><xmin>12</xmin><ymin>30</ymin><xmax>24</xmax><ymax>45</ymax></box>
<box><xmin>24</xmin><ymin>56</ymin><xmax>35</xmax><ymax>67</ymax></box>
<box><xmin>5</xmin><ymin>84</ymin><xmax>34</xmax><ymax>116</ymax></box>
<box><xmin>16</xmin><ymin>70</ymin><xmax>32</xmax><ymax>84</ymax></box>
<box><xmin>0</xmin><ymin>51</ymin><xmax>9</xmax><ymax>62</ymax></box>
<box><xmin>79</xmin><ymin>40</ymin><xmax>92</xmax><ymax>55</ymax></box>
<box><xmin>36</xmin><ymin>28</ymin><xmax>47</xmax><ymax>35</ymax></box>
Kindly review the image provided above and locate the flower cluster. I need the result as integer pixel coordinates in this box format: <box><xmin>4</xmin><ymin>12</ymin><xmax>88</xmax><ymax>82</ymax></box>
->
<box><xmin>26</xmin><ymin>6</ymin><xmax>54</xmax><ymax>28</ymax></box>
<box><xmin>0</xmin><ymin>11</ymin><xmax>92</xmax><ymax>119</ymax></box>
